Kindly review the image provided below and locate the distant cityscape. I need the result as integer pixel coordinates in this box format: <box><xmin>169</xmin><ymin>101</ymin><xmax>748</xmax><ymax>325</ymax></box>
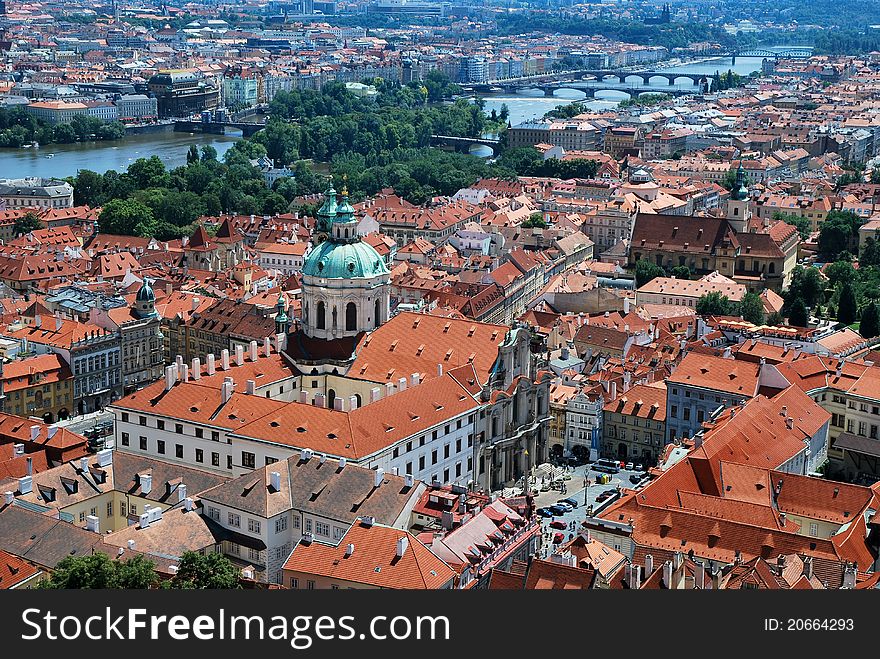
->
<box><xmin>0</xmin><ymin>1</ymin><xmax>878</xmax><ymax>594</ymax></box>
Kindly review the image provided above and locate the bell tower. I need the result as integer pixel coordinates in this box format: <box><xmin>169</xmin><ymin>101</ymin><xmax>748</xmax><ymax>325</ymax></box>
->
<box><xmin>726</xmin><ymin>161</ymin><xmax>751</xmax><ymax>233</ymax></box>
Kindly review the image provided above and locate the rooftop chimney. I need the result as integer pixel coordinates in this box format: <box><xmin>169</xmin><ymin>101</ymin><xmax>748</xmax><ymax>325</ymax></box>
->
<box><xmin>86</xmin><ymin>515</ymin><xmax>100</xmax><ymax>533</ymax></box>
<box><xmin>127</xmin><ymin>539</ymin><xmax>135</xmax><ymax>551</ymax></box>
<box><xmin>269</xmin><ymin>471</ymin><xmax>281</xmax><ymax>492</ymax></box>
<box><xmin>299</xmin><ymin>390</ymin><xmax>310</xmax><ymax>404</ymax></box>
<box><xmin>184</xmin><ymin>497</ymin><xmax>193</xmax><ymax>512</ymax></box>
<box><xmin>333</xmin><ymin>397</ymin><xmax>346</xmax><ymax>412</ymax></box>
<box><xmin>221</xmin><ymin>348</ymin><xmax>230</xmax><ymax>371</ymax></box>
<box><xmin>410</xmin><ymin>372</ymin><xmax>420</xmax><ymax>387</ymax></box>
<box><xmin>181</xmin><ymin>364</ymin><xmax>189</xmax><ymax>382</ymax></box>
<box><xmin>314</xmin><ymin>392</ymin><xmax>325</xmax><ymax>408</ymax></box>
<box><xmin>34</xmin><ymin>315</ymin><xmax>41</xmax><ymax>328</ymax></box>
<box><xmin>139</xmin><ymin>473</ymin><xmax>152</xmax><ymax>495</ymax></box>
<box><xmin>361</xmin><ymin>516</ymin><xmax>374</xmax><ymax>527</ymax></box>
<box><xmin>177</xmin><ymin>483</ymin><xmax>187</xmax><ymax>503</ymax></box>
<box><xmin>404</xmin><ymin>473</ymin><xmax>414</xmax><ymax>488</ymax></box>
<box><xmin>384</xmin><ymin>382</ymin><xmax>395</xmax><ymax>397</ymax></box>
<box><xmin>374</xmin><ymin>468</ymin><xmax>385</xmax><ymax>488</ymax></box>
<box><xmin>164</xmin><ymin>365</ymin><xmax>175</xmax><ymax>391</ymax></box>
<box><xmin>301</xmin><ymin>448</ymin><xmax>313</xmax><ymax>461</ymax></box>
<box><xmin>221</xmin><ymin>381</ymin><xmax>233</xmax><ymax>404</ymax></box>
<box><xmin>645</xmin><ymin>554</ymin><xmax>653</xmax><ymax>576</ymax></box>
<box><xmin>264</xmin><ymin>336</ymin><xmax>272</xmax><ymax>357</ymax></box>
<box><xmin>207</xmin><ymin>353</ymin><xmax>216</xmax><ymax>375</ymax></box>
<box><xmin>30</xmin><ymin>425</ymin><xmax>40</xmax><ymax>441</ymax></box>
<box><xmin>26</xmin><ymin>457</ymin><xmax>32</xmax><ymax>476</ymax></box>
<box><xmin>437</xmin><ymin>363</ymin><xmax>443</xmax><ymax>377</ymax></box>
<box><xmin>249</xmin><ymin>340</ymin><xmax>258</xmax><ymax>362</ymax></box>
<box><xmin>630</xmin><ymin>564</ymin><xmax>641</xmax><ymax>589</ymax></box>
<box><xmin>55</xmin><ymin>316</ymin><xmax>62</xmax><ymax>332</ymax></box>
<box><xmin>80</xmin><ymin>456</ymin><xmax>89</xmax><ymax>473</ymax></box>
<box><xmin>192</xmin><ymin>296</ymin><xmax>200</xmax><ymax>312</ymax></box>
<box><xmin>18</xmin><ymin>475</ymin><xmax>32</xmax><ymax>495</ymax></box>
<box><xmin>139</xmin><ymin>512</ymin><xmax>150</xmax><ymax>529</ymax></box>
<box><xmin>97</xmin><ymin>449</ymin><xmax>112</xmax><ymax>467</ymax></box>
<box><xmin>695</xmin><ymin>562</ymin><xmax>705</xmax><ymax>589</ymax></box>
<box><xmin>369</xmin><ymin>387</ymin><xmax>382</xmax><ymax>403</ymax></box>
<box><xmin>338</xmin><ymin>457</ymin><xmax>346</xmax><ymax>470</ymax></box>
<box><xmin>3</xmin><ymin>491</ymin><xmax>13</xmax><ymax>506</ymax></box>
<box><xmin>235</xmin><ymin>344</ymin><xmax>244</xmax><ymax>367</ymax></box>
<box><xmin>13</xmin><ymin>443</ymin><xmax>24</xmax><ymax>456</ymax></box>
<box><xmin>396</xmin><ymin>536</ymin><xmax>409</xmax><ymax>558</ymax></box>
<box><xmin>349</xmin><ymin>395</ymin><xmax>358</xmax><ymax>410</ymax></box>
<box><xmin>192</xmin><ymin>357</ymin><xmax>201</xmax><ymax>380</ymax></box>
<box><xmin>246</xmin><ymin>379</ymin><xmax>256</xmax><ymax>395</ymax></box>
<box><xmin>662</xmin><ymin>561</ymin><xmax>673</xmax><ymax>589</ymax></box>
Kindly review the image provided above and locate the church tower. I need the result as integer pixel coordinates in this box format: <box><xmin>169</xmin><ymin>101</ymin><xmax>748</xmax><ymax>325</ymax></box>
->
<box><xmin>274</xmin><ymin>293</ymin><xmax>290</xmax><ymax>336</ymax></box>
<box><xmin>726</xmin><ymin>161</ymin><xmax>751</xmax><ymax>233</ymax></box>
<box><xmin>134</xmin><ymin>277</ymin><xmax>157</xmax><ymax>319</ymax></box>
<box><xmin>299</xmin><ymin>187</ymin><xmax>390</xmax><ymax>341</ymax></box>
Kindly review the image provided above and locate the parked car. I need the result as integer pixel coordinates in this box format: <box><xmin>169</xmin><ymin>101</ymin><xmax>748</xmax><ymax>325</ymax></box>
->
<box><xmin>625</xmin><ymin>462</ymin><xmax>634</xmax><ymax>471</ymax></box>
<box><xmin>552</xmin><ymin>532</ymin><xmax>565</xmax><ymax>544</ymax></box>
<box><xmin>536</xmin><ymin>507</ymin><xmax>554</xmax><ymax>518</ymax></box>
<box><xmin>548</xmin><ymin>504</ymin><xmax>568</xmax><ymax>516</ymax></box>
<box><xmin>549</xmin><ymin>520</ymin><xmax>567</xmax><ymax>530</ymax></box>
<box><xmin>595</xmin><ymin>489</ymin><xmax>617</xmax><ymax>503</ymax></box>
<box><xmin>618</xmin><ymin>461</ymin><xmax>626</xmax><ymax>469</ymax></box>
<box><xmin>635</xmin><ymin>463</ymin><xmax>644</xmax><ymax>472</ymax></box>
<box><xmin>629</xmin><ymin>474</ymin><xmax>643</xmax><ymax>485</ymax></box>
<box><xmin>559</xmin><ymin>498</ymin><xmax>579</xmax><ymax>508</ymax></box>
<box><xmin>555</xmin><ymin>502</ymin><xmax>573</xmax><ymax>513</ymax></box>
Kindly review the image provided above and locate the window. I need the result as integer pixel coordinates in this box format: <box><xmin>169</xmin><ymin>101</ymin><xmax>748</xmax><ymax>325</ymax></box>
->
<box><xmin>176</xmin><ymin>444</ymin><xmax>183</xmax><ymax>459</ymax></box>
<box><xmin>107</xmin><ymin>502</ymin><xmax>113</xmax><ymax>517</ymax></box>
<box><xmin>212</xmin><ymin>452</ymin><xmax>220</xmax><ymax>467</ymax></box>
<box><xmin>333</xmin><ymin>527</ymin><xmax>344</xmax><ymax>540</ymax></box>
<box><xmin>432</xmin><ymin>450</ymin><xmax>438</xmax><ymax>465</ymax></box>
<box><xmin>248</xmin><ymin>519</ymin><xmax>261</xmax><ymax>534</ymax></box>
<box><xmin>120</xmin><ymin>503</ymin><xmax>127</xmax><ymax>517</ymax></box>
<box><xmin>248</xmin><ymin>548</ymin><xmax>261</xmax><ymax>561</ymax></box>
<box><xmin>275</xmin><ymin>516</ymin><xmax>287</xmax><ymax>534</ymax></box>
<box><xmin>242</xmin><ymin>452</ymin><xmax>256</xmax><ymax>469</ymax></box>
<box><xmin>307</xmin><ymin>580</ymin><xmax>315</xmax><ymax>590</ymax></box>
<box><xmin>139</xmin><ymin>436</ymin><xmax>147</xmax><ymax>450</ymax></box>
<box><xmin>392</xmin><ymin>447</ymin><xmax>399</xmax><ymax>459</ymax></box>
<box><xmin>456</xmin><ymin>462</ymin><xmax>462</xmax><ymax>478</ymax></box>
<box><xmin>157</xmin><ymin>440</ymin><xmax>165</xmax><ymax>455</ymax></box>
<box><xmin>456</xmin><ymin>439</ymin><xmax>461</xmax><ymax>453</ymax></box>
<box><xmin>305</xmin><ymin>519</ymin><xmax>312</xmax><ymax>533</ymax></box>
<box><xmin>121</xmin><ymin>432</ymin><xmax>130</xmax><ymax>446</ymax></box>
<box><xmin>212</xmin><ymin>431</ymin><xmax>220</xmax><ymax>442</ymax></box>
<box><xmin>195</xmin><ymin>428</ymin><xmax>204</xmax><ymax>439</ymax></box>
<box><xmin>444</xmin><ymin>444</ymin><xmax>450</xmax><ymax>459</ymax></box>
<box><xmin>859</xmin><ymin>422</ymin><xmax>867</xmax><ymax>437</ymax></box>
<box><xmin>228</xmin><ymin>512</ymin><xmax>241</xmax><ymax>528</ymax></box>
<box><xmin>196</xmin><ymin>449</ymin><xmax>204</xmax><ymax>463</ymax></box>
<box><xmin>293</xmin><ymin>516</ymin><xmax>300</xmax><ymax>529</ymax></box>
<box><xmin>697</xmin><ymin>410</ymin><xmax>705</xmax><ymax>423</ymax></box>
<box><xmin>289</xmin><ymin>578</ymin><xmax>298</xmax><ymax>589</ymax></box>
<box><xmin>266</xmin><ymin>457</ymin><xmax>278</xmax><ymax>465</ymax></box>
<box><xmin>683</xmin><ymin>408</ymin><xmax>690</xmax><ymax>421</ymax></box>
<box><xmin>443</xmin><ymin>468</ymin><xmax>449</xmax><ymax>482</ymax></box>
<box><xmin>157</xmin><ymin>420</ymin><xmax>165</xmax><ymax>430</ymax></box>
<box><xmin>175</xmin><ymin>424</ymin><xmax>183</xmax><ymax>435</ymax></box>
<box><xmin>809</xmin><ymin>523</ymin><xmax>818</xmax><ymax>537</ymax></box>
<box><xmin>405</xmin><ymin>461</ymin><xmax>413</xmax><ymax>475</ymax></box>
<box><xmin>316</xmin><ymin>521</ymin><xmax>330</xmax><ymax>536</ymax></box>
<box><xmin>419</xmin><ymin>456</ymin><xmax>425</xmax><ymax>470</ymax></box>
<box><xmin>227</xmin><ymin>455</ymin><xmax>233</xmax><ymax>470</ymax></box>
<box><xmin>207</xmin><ymin>507</ymin><xmax>220</xmax><ymax>521</ymax></box>
<box><xmin>122</xmin><ymin>413</ymin><xmax>129</xmax><ymax>423</ymax></box>
<box><xmin>670</xmin><ymin>405</ymin><xmax>677</xmax><ymax>419</ymax></box>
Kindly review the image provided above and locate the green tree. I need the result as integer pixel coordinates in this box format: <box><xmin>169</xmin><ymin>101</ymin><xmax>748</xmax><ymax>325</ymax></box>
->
<box><xmin>200</xmin><ymin>145</ymin><xmax>218</xmax><ymax>161</ymax></box>
<box><xmin>788</xmin><ymin>297</ymin><xmax>810</xmax><ymax>327</ymax></box>
<box><xmin>39</xmin><ymin>553</ymin><xmax>157</xmax><ymax>589</ymax></box>
<box><xmin>739</xmin><ymin>291</ymin><xmax>766</xmax><ymax>325</ymax></box>
<box><xmin>860</xmin><ymin>301</ymin><xmax>880</xmax><ymax>338</ymax></box>
<box><xmin>165</xmin><ymin>552</ymin><xmax>240</xmax><ymax>589</ymax></box>
<box><xmin>128</xmin><ymin>156</ymin><xmax>170</xmax><ymax>189</ymax></box>
<box><xmin>772</xmin><ymin>211</ymin><xmax>811</xmax><ymax>240</ymax></box>
<box><xmin>634</xmin><ymin>259</ymin><xmax>665</xmax><ymax>287</ymax></box>
<box><xmin>99</xmin><ymin>198</ymin><xmax>156</xmax><ymax>236</ymax></box>
<box><xmin>824</xmin><ymin>260</ymin><xmax>856</xmax><ymax>288</ymax></box>
<box><xmin>522</xmin><ymin>212</ymin><xmax>547</xmax><ymax>229</ymax></box>
<box><xmin>837</xmin><ymin>281</ymin><xmax>858</xmax><ymax>325</ymax></box>
<box><xmin>696</xmin><ymin>291</ymin><xmax>735</xmax><ymax>316</ymax></box>
<box><xmin>13</xmin><ymin>211</ymin><xmax>43</xmax><ymax>236</ymax></box>
<box><xmin>186</xmin><ymin>144</ymin><xmax>200</xmax><ymax>165</ymax></box>
<box><xmin>861</xmin><ymin>237</ymin><xmax>880</xmax><ymax>268</ymax></box>
<box><xmin>669</xmin><ymin>265</ymin><xmax>691</xmax><ymax>280</ymax></box>
<box><xmin>818</xmin><ymin>210</ymin><xmax>862</xmax><ymax>260</ymax></box>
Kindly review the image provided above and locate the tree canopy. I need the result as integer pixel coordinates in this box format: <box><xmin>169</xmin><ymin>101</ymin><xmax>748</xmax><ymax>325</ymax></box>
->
<box><xmin>39</xmin><ymin>553</ymin><xmax>157</xmax><ymax>589</ymax></box>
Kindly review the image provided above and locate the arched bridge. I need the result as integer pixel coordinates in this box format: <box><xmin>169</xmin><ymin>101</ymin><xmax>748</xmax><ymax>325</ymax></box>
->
<box><xmin>174</xmin><ymin>120</ymin><xmax>266</xmax><ymax>137</ymax></box>
<box><xmin>431</xmin><ymin>135</ymin><xmax>501</xmax><ymax>156</ymax></box>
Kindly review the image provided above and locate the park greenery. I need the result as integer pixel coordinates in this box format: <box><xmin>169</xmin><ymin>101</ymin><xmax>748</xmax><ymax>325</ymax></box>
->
<box><xmin>693</xmin><ymin>290</ymin><xmax>766</xmax><ymax>325</ymax></box>
<box><xmin>0</xmin><ymin>107</ymin><xmax>125</xmax><ymax>147</ymax></box>
<box><xmin>37</xmin><ymin>551</ymin><xmax>241</xmax><ymax>589</ymax></box>
<box><xmin>618</xmin><ymin>93</ymin><xmax>671</xmax><ymax>109</ymax></box>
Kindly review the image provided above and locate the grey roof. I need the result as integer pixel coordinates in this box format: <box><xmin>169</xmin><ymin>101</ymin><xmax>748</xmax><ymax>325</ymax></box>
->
<box><xmin>0</xmin><ymin>178</ymin><xmax>72</xmax><ymax>198</ymax></box>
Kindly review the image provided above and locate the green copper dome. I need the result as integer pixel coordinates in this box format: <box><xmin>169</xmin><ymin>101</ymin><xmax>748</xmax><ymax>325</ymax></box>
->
<box><xmin>136</xmin><ymin>277</ymin><xmax>155</xmax><ymax>302</ymax></box>
<box><xmin>302</xmin><ymin>239</ymin><xmax>389</xmax><ymax>279</ymax></box>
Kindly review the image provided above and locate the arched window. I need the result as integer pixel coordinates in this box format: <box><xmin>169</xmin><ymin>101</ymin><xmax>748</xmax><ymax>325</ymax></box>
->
<box><xmin>328</xmin><ymin>389</ymin><xmax>336</xmax><ymax>410</ymax></box>
<box><xmin>769</xmin><ymin>262</ymin><xmax>775</xmax><ymax>274</ymax></box>
<box><xmin>374</xmin><ymin>299</ymin><xmax>381</xmax><ymax>328</ymax></box>
<box><xmin>346</xmin><ymin>302</ymin><xmax>357</xmax><ymax>331</ymax></box>
<box><xmin>332</xmin><ymin>306</ymin><xmax>338</xmax><ymax>330</ymax></box>
<box><xmin>354</xmin><ymin>394</ymin><xmax>362</xmax><ymax>409</ymax></box>
<box><xmin>316</xmin><ymin>301</ymin><xmax>326</xmax><ymax>330</ymax></box>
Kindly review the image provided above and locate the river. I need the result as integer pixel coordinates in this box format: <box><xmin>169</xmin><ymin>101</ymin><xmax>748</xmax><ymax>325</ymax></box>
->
<box><xmin>0</xmin><ymin>130</ymin><xmax>240</xmax><ymax>180</ymax></box>
<box><xmin>0</xmin><ymin>48</ymin><xmax>807</xmax><ymax>175</ymax></box>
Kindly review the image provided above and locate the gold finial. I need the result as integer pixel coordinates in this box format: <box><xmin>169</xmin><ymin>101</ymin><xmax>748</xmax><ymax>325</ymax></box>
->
<box><xmin>341</xmin><ymin>174</ymin><xmax>349</xmax><ymax>197</ymax></box>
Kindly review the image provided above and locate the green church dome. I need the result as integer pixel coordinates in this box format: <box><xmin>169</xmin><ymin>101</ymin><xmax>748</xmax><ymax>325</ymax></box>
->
<box><xmin>136</xmin><ymin>277</ymin><xmax>155</xmax><ymax>302</ymax></box>
<box><xmin>302</xmin><ymin>240</ymin><xmax>389</xmax><ymax>279</ymax></box>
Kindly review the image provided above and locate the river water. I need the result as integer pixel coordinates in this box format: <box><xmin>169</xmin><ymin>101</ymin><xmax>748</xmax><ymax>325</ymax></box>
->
<box><xmin>0</xmin><ymin>49</ymin><xmax>807</xmax><ymax>177</ymax></box>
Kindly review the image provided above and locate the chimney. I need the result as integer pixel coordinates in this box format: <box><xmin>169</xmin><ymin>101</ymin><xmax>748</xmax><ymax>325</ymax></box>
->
<box><xmin>192</xmin><ymin>296</ymin><xmax>200</xmax><ymax>311</ymax></box>
<box><xmin>404</xmin><ymin>473</ymin><xmax>414</xmax><ymax>488</ymax></box>
<box><xmin>176</xmin><ymin>355</ymin><xmax>184</xmax><ymax>372</ymax></box>
<box><xmin>270</xmin><ymin>471</ymin><xmax>281</xmax><ymax>491</ymax></box>
<box><xmin>18</xmin><ymin>476</ymin><xmax>32</xmax><ymax>495</ymax></box>
<box><xmin>34</xmin><ymin>315</ymin><xmax>41</xmax><ymax>328</ymax></box>
<box><xmin>349</xmin><ymin>395</ymin><xmax>358</xmax><ymax>410</ymax></box>
<box><xmin>645</xmin><ymin>554</ymin><xmax>654</xmax><ymax>576</ymax></box>
<box><xmin>299</xmin><ymin>390</ymin><xmax>310</xmax><ymax>404</ymax></box>
<box><xmin>55</xmin><ymin>316</ymin><xmax>62</xmax><ymax>331</ymax></box>
<box><xmin>276</xmin><ymin>333</ymin><xmax>287</xmax><ymax>352</ymax></box>
<box><xmin>30</xmin><ymin>425</ymin><xmax>40</xmax><ymax>441</ymax></box>
<box><xmin>3</xmin><ymin>491</ymin><xmax>13</xmax><ymax>506</ymax></box>
<box><xmin>221</xmin><ymin>381</ymin><xmax>233</xmax><ymax>404</ymax></box>
<box><xmin>776</xmin><ymin>554</ymin><xmax>786</xmax><ymax>576</ymax></box>
<box><xmin>374</xmin><ymin>468</ymin><xmax>385</xmax><ymax>488</ymax></box>
<box><xmin>410</xmin><ymin>372</ymin><xmax>420</xmax><ymax>387</ymax></box>
<box><xmin>333</xmin><ymin>397</ymin><xmax>346</xmax><ymax>412</ymax></box>
<box><xmin>338</xmin><ymin>457</ymin><xmax>346</xmax><ymax>470</ymax></box>
<box><xmin>249</xmin><ymin>340</ymin><xmax>258</xmax><ymax>362</ymax></box>
<box><xmin>13</xmin><ymin>443</ymin><xmax>24</xmax><ymax>456</ymax></box>
<box><xmin>235</xmin><ymin>344</ymin><xmax>244</xmax><ymax>366</ymax></box>
<box><xmin>184</xmin><ymin>497</ymin><xmax>193</xmax><ymax>512</ymax></box>
<box><xmin>398</xmin><ymin>377</ymin><xmax>407</xmax><ymax>392</ymax></box>
<box><xmin>314</xmin><ymin>392</ymin><xmax>325</xmax><ymax>408</ymax></box>
<box><xmin>264</xmin><ymin>336</ymin><xmax>272</xmax><ymax>357</ymax></box>
<box><xmin>319</xmin><ymin>453</ymin><xmax>326</xmax><ymax>465</ymax></box>
<box><xmin>662</xmin><ymin>561</ymin><xmax>673</xmax><ymax>588</ymax></box>
<box><xmin>630</xmin><ymin>564</ymin><xmax>641</xmax><ymax>589</ymax></box>
<box><xmin>843</xmin><ymin>563</ymin><xmax>857</xmax><ymax>589</ymax></box>
<box><xmin>177</xmin><ymin>483</ymin><xmax>187</xmax><ymax>503</ymax></box>
<box><xmin>80</xmin><ymin>456</ymin><xmax>89</xmax><ymax>473</ymax></box>
<box><xmin>384</xmin><ymin>382</ymin><xmax>395</xmax><ymax>397</ymax></box>
<box><xmin>396</xmin><ymin>536</ymin><xmax>409</xmax><ymax>558</ymax></box>
<box><xmin>86</xmin><ymin>515</ymin><xmax>100</xmax><ymax>533</ymax></box>
<box><xmin>369</xmin><ymin>386</ymin><xmax>382</xmax><ymax>403</ymax></box>
<box><xmin>584</xmin><ymin>529</ymin><xmax>591</xmax><ymax>543</ymax></box>
<box><xmin>695</xmin><ymin>562</ymin><xmax>705</xmax><ymax>589</ymax></box>
<box><xmin>803</xmin><ymin>556</ymin><xmax>813</xmax><ymax>580</ymax></box>
<box><xmin>361</xmin><ymin>516</ymin><xmax>374</xmax><ymax>527</ymax></box>
<box><xmin>26</xmin><ymin>457</ymin><xmax>32</xmax><ymax>476</ymax></box>
<box><xmin>779</xmin><ymin>512</ymin><xmax>787</xmax><ymax>526</ymax></box>
<box><xmin>140</xmin><ymin>473</ymin><xmax>152</xmax><ymax>495</ymax></box>
<box><xmin>192</xmin><ymin>357</ymin><xmax>201</xmax><ymax>380</ymax></box>
<box><xmin>246</xmin><ymin>379</ymin><xmax>256</xmax><ymax>395</ymax></box>
<box><xmin>139</xmin><ymin>512</ymin><xmax>150</xmax><ymax>529</ymax></box>
<box><xmin>437</xmin><ymin>363</ymin><xmax>443</xmax><ymax>377</ymax></box>
<box><xmin>785</xmin><ymin>417</ymin><xmax>793</xmax><ymax>430</ymax></box>
<box><xmin>127</xmin><ymin>539</ymin><xmax>135</xmax><ymax>551</ymax></box>
<box><xmin>221</xmin><ymin>348</ymin><xmax>230</xmax><ymax>371</ymax></box>
<box><xmin>97</xmin><ymin>449</ymin><xmax>112</xmax><ymax>467</ymax></box>
<box><xmin>207</xmin><ymin>353</ymin><xmax>216</xmax><ymax>375</ymax></box>
<box><xmin>345</xmin><ymin>543</ymin><xmax>355</xmax><ymax>557</ymax></box>
<box><xmin>181</xmin><ymin>364</ymin><xmax>189</xmax><ymax>382</ymax></box>
<box><xmin>302</xmin><ymin>449</ymin><xmax>313</xmax><ymax>461</ymax></box>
